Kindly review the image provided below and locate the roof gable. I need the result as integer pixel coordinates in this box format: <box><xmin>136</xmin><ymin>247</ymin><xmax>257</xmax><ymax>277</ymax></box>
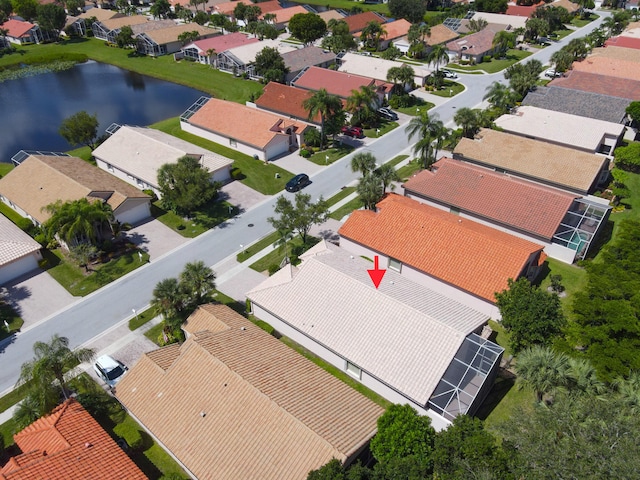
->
<box><xmin>0</xmin><ymin>213</ymin><xmax>41</xmax><ymax>267</ymax></box>
<box><xmin>338</xmin><ymin>194</ymin><xmax>544</xmax><ymax>302</ymax></box>
<box><xmin>403</xmin><ymin>158</ymin><xmax>577</xmax><ymax>240</ymax></box>
<box><xmin>0</xmin><ymin>19</ymin><xmax>36</xmax><ymax>38</ymax></box>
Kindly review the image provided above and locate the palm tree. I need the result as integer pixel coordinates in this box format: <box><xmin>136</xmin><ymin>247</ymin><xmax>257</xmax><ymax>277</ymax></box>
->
<box><xmin>468</xmin><ymin>18</ymin><xmax>488</xmax><ymax>33</ymax></box>
<box><xmin>550</xmin><ymin>49</ymin><xmax>573</xmax><ymax>73</ymax></box>
<box><xmin>407</xmin><ymin>23</ymin><xmax>430</xmax><ymax>58</ymax></box>
<box><xmin>614</xmin><ymin>371</ymin><xmax>640</xmax><ymax>413</ymax></box>
<box><xmin>567</xmin><ymin>357</ymin><xmax>605</xmax><ymax>397</ymax></box>
<box><xmin>43</xmin><ymin>198</ymin><xmax>113</xmax><ymax>248</ymax></box>
<box><xmin>426</xmin><ymin>44</ymin><xmax>450</xmax><ymax>89</ymax></box>
<box><xmin>274</xmin><ymin>228</ymin><xmax>294</xmax><ymax>265</ymax></box>
<box><xmin>453</xmin><ymin>107</ymin><xmax>481</xmax><ymax>138</ymax></box>
<box><xmin>346</xmin><ymin>85</ymin><xmax>378</xmax><ymax>127</ymax></box>
<box><xmin>351</xmin><ymin>152</ymin><xmax>377</xmax><ymax>177</ymax></box>
<box><xmin>483</xmin><ymin>81</ymin><xmax>517</xmax><ymax>113</ymax></box>
<box><xmin>492</xmin><ymin>30</ymin><xmax>515</xmax><ymax>55</ymax></box>
<box><xmin>360</xmin><ymin>21</ymin><xmax>386</xmax><ymax>50</ymax></box>
<box><xmin>375</xmin><ymin>163</ymin><xmax>400</xmax><ymax>193</ymax></box>
<box><xmin>0</xmin><ymin>28</ymin><xmax>9</xmax><ymax>49</ymax></box>
<box><xmin>151</xmin><ymin>278</ymin><xmax>185</xmax><ymax>327</ymax></box>
<box><xmin>17</xmin><ymin>334</ymin><xmax>96</xmax><ymax>401</ymax></box>
<box><xmin>515</xmin><ymin>345</ymin><xmax>570</xmax><ymax>403</ymax></box>
<box><xmin>357</xmin><ymin>174</ymin><xmax>384</xmax><ymax>210</ymax></box>
<box><xmin>565</xmin><ymin>37</ymin><xmax>589</xmax><ymax>60</ymax></box>
<box><xmin>429</xmin><ymin>120</ymin><xmax>448</xmax><ymax>162</ymax></box>
<box><xmin>302</xmin><ymin>88</ymin><xmax>343</xmax><ymax>150</ymax></box>
<box><xmin>405</xmin><ymin>112</ymin><xmax>442</xmax><ymax>169</ymax></box>
<box><xmin>180</xmin><ymin>260</ymin><xmax>216</xmax><ymax>307</ymax></box>
<box><xmin>387</xmin><ymin>65</ymin><xmax>415</xmax><ymax>94</ymax></box>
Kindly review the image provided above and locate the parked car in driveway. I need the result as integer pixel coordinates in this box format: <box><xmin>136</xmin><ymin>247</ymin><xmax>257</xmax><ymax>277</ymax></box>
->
<box><xmin>341</xmin><ymin>125</ymin><xmax>364</xmax><ymax>138</ymax></box>
<box><xmin>94</xmin><ymin>355</ymin><xmax>128</xmax><ymax>389</ymax></box>
<box><xmin>545</xmin><ymin>69</ymin><xmax>561</xmax><ymax>78</ymax></box>
<box><xmin>376</xmin><ymin>107</ymin><xmax>398</xmax><ymax>121</ymax></box>
<box><xmin>441</xmin><ymin>69</ymin><xmax>458</xmax><ymax>79</ymax></box>
<box><xmin>286</xmin><ymin>173</ymin><xmax>311</xmax><ymax>192</ymax></box>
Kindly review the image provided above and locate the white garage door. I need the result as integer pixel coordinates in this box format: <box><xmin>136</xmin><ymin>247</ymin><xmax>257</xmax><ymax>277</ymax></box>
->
<box><xmin>0</xmin><ymin>255</ymin><xmax>40</xmax><ymax>286</ymax></box>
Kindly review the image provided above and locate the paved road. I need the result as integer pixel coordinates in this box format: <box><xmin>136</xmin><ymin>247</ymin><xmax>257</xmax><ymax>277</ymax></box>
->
<box><xmin>0</xmin><ymin>13</ymin><xmax>608</xmax><ymax>394</ymax></box>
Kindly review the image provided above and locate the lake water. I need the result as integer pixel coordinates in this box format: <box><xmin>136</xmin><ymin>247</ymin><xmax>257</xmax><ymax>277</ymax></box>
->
<box><xmin>0</xmin><ymin>61</ymin><xmax>207</xmax><ymax>162</ymax></box>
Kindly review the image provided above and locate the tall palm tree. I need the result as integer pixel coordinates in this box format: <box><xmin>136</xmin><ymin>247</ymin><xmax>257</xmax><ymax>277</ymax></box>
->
<box><xmin>346</xmin><ymin>85</ymin><xmax>378</xmax><ymax>127</ymax></box>
<box><xmin>550</xmin><ymin>48</ymin><xmax>573</xmax><ymax>73</ymax></box>
<box><xmin>387</xmin><ymin>65</ymin><xmax>414</xmax><ymax>94</ymax></box>
<box><xmin>453</xmin><ymin>107</ymin><xmax>481</xmax><ymax>139</ymax></box>
<box><xmin>357</xmin><ymin>173</ymin><xmax>384</xmax><ymax>210</ymax></box>
<box><xmin>17</xmin><ymin>334</ymin><xmax>96</xmax><ymax>401</ymax></box>
<box><xmin>152</xmin><ymin>278</ymin><xmax>185</xmax><ymax>327</ymax></box>
<box><xmin>405</xmin><ymin>112</ymin><xmax>441</xmax><ymax>169</ymax></box>
<box><xmin>483</xmin><ymin>81</ymin><xmax>517</xmax><ymax>113</ymax></box>
<box><xmin>429</xmin><ymin>120</ymin><xmax>448</xmax><ymax>162</ymax></box>
<box><xmin>375</xmin><ymin>163</ymin><xmax>400</xmax><ymax>193</ymax></box>
<box><xmin>426</xmin><ymin>44</ymin><xmax>450</xmax><ymax>89</ymax></box>
<box><xmin>492</xmin><ymin>30</ymin><xmax>515</xmax><ymax>55</ymax></box>
<box><xmin>351</xmin><ymin>152</ymin><xmax>377</xmax><ymax>177</ymax></box>
<box><xmin>515</xmin><ymin>345</ymin><xmax>570</xmax><ymax>403</ymax></box>
<box><xmin>567</xmin><ymin>357</ymin><xmax>605</xmax><ymax>397</ymax></box>
<box><xmin>180</xmin><ymin>260</ymin><xmax>216</xmax><ymax>307</ymax></box>
<box><xmin>360</xmin><ymin>21</ymin><xmax>386</xmax><ymax>50</ymax></box>
<box><xmin>43</xmin><ymin>198</ymin><xmax>113</xmax><ymax>247</ymax></box>
<box><xmin>468</xmin><ymin>18</ymin><xmax>488</xmax><ymax>33</ymax></box>
<box><xmin>302</xmin><ymin>88</ymin><xmax>343</xmax><ymax>150</ymax></box>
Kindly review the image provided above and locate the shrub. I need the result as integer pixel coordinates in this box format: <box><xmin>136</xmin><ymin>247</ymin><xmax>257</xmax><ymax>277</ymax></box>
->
<box><xmin>550</xmin><ymin>274</ymin><xmax>565</xmax><ymax>294</ymax></box>
<box><xmin>177</xmin><ymin>224</ymin><xmax>186</xmax><ymax>230</ymax></box>
<box><xmin>16</xmin><ymin>217</ymin><xmax>34</xmax><ymax>233</ymax></box>
<box><xmin>113</xmin><ymin>422</ymin><xmax>143</xmax><ymax>450</ymax></box>
<box><xmin>482</xmin><ymin>55</ymin><xmax>492</xmax><ymax>63</ymax></box>
<box><xmin>614</xmin><ymin>143</ymin><xmax>640</xmax><ymax>173</ymax></box>
<box><xmin>299</xmin><ymin>148</ymin><xmax>311</xmax><ymax>158</ymax></box>
<box><xmin>268</xmin><ymin>264</ymin><xmax>281</xmax><ymax>275</ymax></box>
<box><xmin>142</xmin><ymin>189</ymin><xmax>158</xmax><ymax>202</ymax></box>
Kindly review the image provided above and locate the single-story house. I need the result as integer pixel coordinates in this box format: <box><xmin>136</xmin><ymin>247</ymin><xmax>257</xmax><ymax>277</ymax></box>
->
<box><xmin>0</xmin><ymin>213</ymin><xmax>42</xmax><ymax>286</ymax></box>
<box><xmin>91</xmin><ymin>14</ymin><xmax>149</xmax><ymax>42</ymax></box>
<box><xmin>253</xmin><ymin>82</ymin><xmax>323</xmax><ymax>124</ymax></box>
<box><xmin>338</xmin><ymin>52</ymin><xmax>431</xmax><ymax>87</ymax></box>
<box><xmin>548</xmin><ymin>70</ymin><xmax>640</xmax><ymax>102</ymax></box>
<box><xmin>494</xmin><ymin>105</ymin><xmax>625</xmax><ymax>155</ymax></box>
<box><xmin>214</xmin><ymin>0</ymin><xmax>282</xmax><ymax>17</ymax></box>
<box><xmin>291</xmin><ymin>65</ymin><xmax>393</xmax><ymax>100</ymax></box>
<box><xmin>467</xmin><ymin>12</ymin><xmax>528</xmax><ymax>31</ymax></box>
<box><xmin>248</xmin><ymin>242</ymin><xmax>504</xmax><ymax>429</ymax></box>
<box><xmin>116</xmin><ymin>304</ymin><xmax>384</xmax><ymax>479</ymax></box>
<box><xmin>551</xmin><ymin>0</ymin><xmax>581</xmax><ymax>14</ymax></box>
<box><xmin>0</xmin><ymin>19</ymin><xmax>43</xmax><ymax>44</ymax></box>
<box><xmin>281</xmin><ymin>46</ymin><xmax>336</xmax><ymax>83</ymax></box>
<box><xmin>343</xmin><ymin>11</ymin><xmax>386</xmax><ymax>34</ymax></box>
<box><xmin>338</xmin><ymin>194</ymin><xmax>546</xmax><ymax>318</ymax></box>
<box><xmin>264</xmin><ymin>5</ymin><xmax>308</xmax><ymax>30</ymax></box>
<box><xmin>446</xmin><ymin>27</ymin><xmax>498</xmax><ymax>63</ymax></box>
<box><xmin>571</xmin><ymin>56</ymin><xmax>640</xmax><ymax>82</ymax></box>
<box><xmin>93</xmin><ymin>125</ymin><xmax>233</xmax><ymax>199</ymax></box>
<box><xmin>453</xmin><ymin>128</ymin><xmax>611</xmax><ymax>195</ymax></box>
<box><xmin>605</xmin><ymin>35</ymin><xmax>640</xmax><ymax>49</ymax></box>
<box><xmin>215</xmin><ymin>38</ymin><xmax>297</xmax><ymax>78</ymax></box>
<box><xmin>590</xmin><ymin>45</ymin><xmax>640</xmax><ymax>63</ymax></box>
<box><xmin>65</xmin><ymin>8</ymin><xmax>123</xmax><ymax>36</ymax></box>
<box><xmin>356</xmin><ymin>18</ymin><xmax>410</xmax><ymax>50</ymax></box>
<box><xmin>395</xmin><ymin>23</ymin><xmax>459</xmax><ymax>54</ymax></box>
<box><xmin>522</xmin><ymin>86</ymin><xmax>631</xmax><ymax>124</ymax></box>
<box><xmin>403</xmin><ymin>158</ymin><xmax>611</xmax><ymax>263</ymax></box>
<box><xmin>181</xmin><ymin>97</ymin><xmax>311</xmax><ymax>161</ymax></box>
<box><xmin>317</xmin><ymin>9</ymin><xmax>345</xmax><ymax>23</ymax></box>
<box><xmin>137</xmin><ymin>23</ymin><xmax>217</xmax><ymax>56</ymax></box>
<box><xmin>0</xmin><ymin>153</ymin><xmax>151</xmax><ymax>228</ymax></box>
<box><xmin>505</xmin><ymin>2</ymin><xmax>544</xmax><ymax>17</ymax></box>
<box><xmin>180</xmin><ymin>31</ymin><xmax>258</xmax><ymax>64</ymax></box>
<box><xmin>0</xmin><ymin>399</ymin><xmax>146</xmax><ymax>479</ymax></box>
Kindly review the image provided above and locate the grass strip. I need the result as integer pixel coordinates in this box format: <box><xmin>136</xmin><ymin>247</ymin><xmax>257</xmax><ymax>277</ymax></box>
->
<box><xmin>128</xmin><ymin>306</ymin><xmax>158</xmax><ymax>331</ymax></box>
<box><xmin>329</xmin><ymin>196</ymin><xmax>363</xmax><ymax>221</ymax></box>
<box><xmin>236</xmin><ymin>231</ymin><xmax>280</xmax><ymax>263</ymax></box>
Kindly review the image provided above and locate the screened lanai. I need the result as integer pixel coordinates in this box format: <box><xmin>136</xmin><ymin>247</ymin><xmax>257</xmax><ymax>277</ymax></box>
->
<box><xmin>552</xmin><ymin>198</ymin><xmax>610</xmax><ymax>260</ymax></box>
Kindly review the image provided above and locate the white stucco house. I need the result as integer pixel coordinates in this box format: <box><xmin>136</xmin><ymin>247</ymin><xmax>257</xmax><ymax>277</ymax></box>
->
<box><xmin>0</xmin><ymin>213</ymin><xmax>42</xmax><ymax>286</ymax></box>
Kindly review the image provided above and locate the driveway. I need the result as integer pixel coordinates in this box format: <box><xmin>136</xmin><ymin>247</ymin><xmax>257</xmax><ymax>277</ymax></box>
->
<box><xmin>219</xmin><ymin>180</ymin><xmax>268</xmax><ymax>214</ymax></box>
<box><xmin>3</xmin><ymin>270</ymin><xmax>77</xmax><ymax>331</ymax></box>
<box><xmin>126</xmin><ymin>218</ymin><xmax>189</xmax><ymax>262</ymax></box>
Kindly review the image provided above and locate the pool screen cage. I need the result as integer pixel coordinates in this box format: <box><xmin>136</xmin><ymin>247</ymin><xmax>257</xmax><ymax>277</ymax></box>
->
<box><xmin>428</xmin><ymin>333</ymin><xmax>503</xmax><ymax>421</ymax></box>
<box><xmin>552</xmin><ymin>198</ymin><xmax>609</xmax><ymax>260</ymax></box>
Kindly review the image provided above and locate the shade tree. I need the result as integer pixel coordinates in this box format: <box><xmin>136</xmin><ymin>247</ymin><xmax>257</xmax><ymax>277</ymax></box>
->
<box><xmin>254</xmin><ymin>46</ymin><xmax>288</xmax><ymax>83</ymax></box>
<box><xmin>267</xmin><ymin>193</ymin><xmax>329</xmax><ymax>245</ymax></box>
<box><xmin>288</xmin><ymin>13</ymin><xmax>327</xmax><ymax>45</ymax></box>
<box><xmin>59</xmin><ymin>110</ymin><xmax>100</xmax><ymax>150</ymax></box>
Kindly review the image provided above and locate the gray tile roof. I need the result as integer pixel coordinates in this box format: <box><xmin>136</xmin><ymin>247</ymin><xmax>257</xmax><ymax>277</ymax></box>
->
<box><xmin>522</xmin><ymin>86</ymin><xmax>629</xmax><ymax>124</ymax></box>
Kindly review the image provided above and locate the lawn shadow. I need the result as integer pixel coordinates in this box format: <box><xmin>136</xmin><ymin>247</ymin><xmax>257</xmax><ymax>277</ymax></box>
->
<box><xmin>584</xmin><ymin>218</ymin><xmax>614</xmax><ymax>260</ymax></box>
<box><xmin>475</xmin><ymin>370</ymin><xmax>516</xmax><ymax>421</ymax></box>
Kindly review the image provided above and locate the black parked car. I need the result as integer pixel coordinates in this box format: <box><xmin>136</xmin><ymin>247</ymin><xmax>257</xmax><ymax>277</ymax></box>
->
<box><xmin>286</xmin><ymin>173</ymin><xmax>310</xmax><ymax>192</ymax></box>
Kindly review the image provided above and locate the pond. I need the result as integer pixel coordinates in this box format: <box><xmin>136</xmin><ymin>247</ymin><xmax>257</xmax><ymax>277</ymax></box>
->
<box><xmin>0</xmin><ymin>60</ymin><xmax>207</xmax><ymax>162</ymax></box>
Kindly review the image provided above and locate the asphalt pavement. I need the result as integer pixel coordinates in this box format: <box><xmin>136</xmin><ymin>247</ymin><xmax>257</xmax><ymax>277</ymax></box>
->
<box><xmin>0</xmin><ymin>13</ymin><xmax>609</xmax><ymax>395</ymax></box>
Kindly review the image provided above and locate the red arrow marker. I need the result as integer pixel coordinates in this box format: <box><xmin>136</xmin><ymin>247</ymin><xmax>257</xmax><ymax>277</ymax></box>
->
<box><xmin>367</xmin><ymin>255</ymin><xmax>386</xmax><ymax>289</ymax></box>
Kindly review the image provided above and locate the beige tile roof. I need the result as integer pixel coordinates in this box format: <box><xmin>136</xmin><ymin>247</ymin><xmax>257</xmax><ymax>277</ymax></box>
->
<box><xmin>425</xmin><ymin>23</ymin><xmax>459</xmax><ymax>46</ymax></box>
<box><xmin>143</xmin><ymin>23</ymin><xmax>214</xmax><ymax>45</ymax></box>
<box><xmin>248</xmin><ymin>242</ymin><xmax>490</xmax><ymax>404</ymax></box>
<box><xmin>187</xmin><ymin>98</ymin><xmax>310</xmax><ymax>150</ymax></box>
<box><xmin>494</xmin><ymin>105</ymin><xmax>625</xmax><ymax>152</ymax></box>
<box><xmin>338</xmin><ymin>52</ymin><xmax>431</xmax><ymax>82</ymax></box>
<box><xmin>318</xmin><ymin>10</ymin><xmax>345</xmax><ymax>23</ymax></box>
<box><xmin>116</xmin><ymin>304</ymin><xmax>383</xmax><ymax>480</ymax></box>
<box><xmin>223</xmin><ymin>38</ymin><xmax>297</xmax><ymax>65</ymax></box>
<box><xmin>93</xmin><ymin>126</ymin><xmax>232</xmax><ymax>188</ymax></box>
<box><xmin>590</xmin><ymin>46</ymin><xmax>640</xmax><ymax>64</ymax></box>
<box><xmin>100</xmin><ymin>14</ymin><xmax>149</xmax><ymax>31</ymax></box>
<box><xmin>0</xmin><ymin>155</ymin><xmax>149</xmax><ymax>224</ymax></box>
<box><xmin>0</xmin><ymin>213</ymin><xmax>41</xmax><ymax>267</ymax></box>
<box><xmin>78</xmin><ymin>8</ymin><xmax>122</xmax><ymax>22</ymax></box>
<box><xmin>453</xmin><ymin>129</ymin><xmax>608</xmax><ymax>193</ymax></box>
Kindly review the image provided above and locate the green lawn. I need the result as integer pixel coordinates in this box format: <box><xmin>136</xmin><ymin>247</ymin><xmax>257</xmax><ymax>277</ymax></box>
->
<box><xmin>396</xmin><ymin>159</ymin><xmax>423</xmax><ymax>181</ymax></box>
<box><xmin>364</xmin><ymin>121</ymin><xmax>399</xmax><ymax>138</ymax></box>
<box><xmin>571</xmin><ymin>13</ymin><xmax>598</xmax><ymax>28</ymax></box>
<box><xmin>289</xmin><ymin>0</ymin><xmax>390</xmax><ymax>14</ymax></box>
<box><xmin>249</xmin><ymin>236</ymin><xmax>319</xmax><ymax>273</ymax></box>
<box><xmin>308</xmin><ymin>143</ymin><xmax>354</xmax><ymax>166</ymax></box>
<box><xmin>386</xmin><ymin>155</ymin><xmax>409</xmax><ymax>168</ymax></box>
<box><xmin>327</xmin><ymin>186</ymin><xmax>357</xmax><ymax>206</ymax></box>
<box><xmin>0</xmin><ymin>38</ymin><xmax>263</xmax><ymax>104</ymax></box>
<box><xmin>0</xmin><ymin>200</ymin><xmax>24</xmax><ymax>225</ymax></box>
<box><xmin>151</xmin><ymin>116</ymin><xmax>293</xmax><ymax>195</ymax></box>
<box><xmin>42</xmin><ymin>247</ymin><xmax>150</xmax><ymax>297</ymax></box>
<box><xmin>0</xmin><ymin>306</ymin><xmax>23</xmax><ymax>343</ymax></box>
<box><xmin>538</xmin><ymin>258</ymin><xmax>587</xmax><ymax>319</ymax></box>
<box><xmin>330</xmin><ymin>196</ymin><xmax>363</xmax><ymax>220</ymax></box>
<box><xmin>396</xmin><ymin>102</ymin><xmax>435</xmax><ymax>116</ymax></box>
<box><xmin>426</xmin><ymin>80</ymin><xmax>465</xmax><ymax>98</ymax></box>
<box><xmin>0</xmin><ymin>163</ymin><xmax>14</xmax><ymax>177</ymax></box>
<box><xmin>237</xmin><ymin>231</ymin><xmax>280</xmax><ymax>263</ymax></box>
<box><xmin>66</xmin><ymin>145</ymin><xmax>94</xmax><ymax>163</ymax></box>
<box><xmin>144</xmin><ymin>322</ymin><xmax>165</xmax><ymax>345</ymax></box>
<box><xmin>0</xmin><ymin>418</ymin><xmax>19</xmax><ymax>449</ymax></box>
<box><xmin>128</xmin><ymin>306</ymin><xmax>158</xmax><ymax>330</ymax></box>
<box><xmin>0</xmin><ymin>384</ymin><xmax>31</xmax><ymax>415</ymax></box>
<box><xmin>449</xmin><ymin>49</ymin><xmax>532</xmax><ymax>73</ymax></box>
<box><xmin>150</xmin><ymin>198</ymin><xmax>235</xmax><ymax>238</ymax></box>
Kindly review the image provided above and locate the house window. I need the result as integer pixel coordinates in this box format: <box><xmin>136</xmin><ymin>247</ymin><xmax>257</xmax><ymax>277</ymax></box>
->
<box><xmin>346</xmin><ymin>361</ymin><xmax>361</xmax><ymax>379</ymax></box>
<box><xmin>107</xmin><ymin>163</ymin><xmax>114</xmax><ymax>172</ymax></box>
<box><xmin>230</xmin><ymin>139</ymin><xmax>237</xmax><ymax>148</ymax></box>
<box><xmin>388</xmin><ymin>258</ymin><xmax>402</xmax><ymax>272</ymax></box>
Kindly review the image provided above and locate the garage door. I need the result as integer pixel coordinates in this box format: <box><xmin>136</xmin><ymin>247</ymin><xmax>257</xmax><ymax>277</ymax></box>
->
<box><xmin>0</xmin><ymin>255</ymin><xmax>40</xmax><ymax>286</ymax></box>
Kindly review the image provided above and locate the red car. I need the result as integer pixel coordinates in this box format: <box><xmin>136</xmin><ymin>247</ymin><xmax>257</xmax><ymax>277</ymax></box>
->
<box><xmin>341</xmin><ymin>126</ymin><xmax>364</xmax><ymax>138</ymax></box>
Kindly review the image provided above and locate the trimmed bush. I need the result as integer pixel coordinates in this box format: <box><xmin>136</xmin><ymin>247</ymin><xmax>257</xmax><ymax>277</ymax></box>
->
<box><xmin>299</xmin><ymin>148</ymin><xmax>311</xmax><ymax>158</ymax></box>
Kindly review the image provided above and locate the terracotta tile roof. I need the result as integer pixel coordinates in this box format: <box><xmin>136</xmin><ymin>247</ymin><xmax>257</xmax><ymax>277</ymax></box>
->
<box><xmin>267</xmin><ymin>5</ymin><xmax>307</xmax><ymax>24</ymax></box>
<box><xmin>605</xmin><ymin>36</ymin><xmax>640</xmax><ymax>49</ymax></box>
<box><xmin>215</xmin><ymin>0</ymin><xmax>282</xmax><ymax>15</ymax></box>
<box><xmin>505</xmin><ymin>2</ymin><xmax>543</xmax><ymax>17</ymax></box>
<box><xmin>403</xmin><ymin>158</ymin><xmax>578</xmax><ymax>240</ymax></box>
<box><xmin>116</xmin><ymin>304</ymin><xmax>383</xmax><ymax>480</ymax></box>
<box><xmin>453</xmin><ymin>129</ymin><xmax>608</xmax><ymax>194</ymax></box>
<box><xmin>590</xmin><ymin>45</ymin><xmax>640</xmax><ymax>63</ymax></box>
<box><xmin>281</xmin><ymin>46</ymin><xmax>336</xmax><ymax>73</ymax></box>
<box><xmin>424</xmin><ymin>23</ymin><xmax>459</xmax><ymax>46</ymax></box>
<box><xmin>0</xmin><ymin>19</ymin><xmax>36</xmax><ymax>38</ymax></box>
<box><xmin>185</xmin><ymin>31</ymin><xmax>258</xmax><ymax>53</ymax></box>
<box><xmin>446</xmin><ymin>28</ymin><xmax>497</xmax><ymax>56</ymax></box>
<box><xmin>292</xmin><ymin>65</ymin><xmax>375</xmax><ymax>98</ymax></box>
<box><xmin>0</xmin><ymin>155</ymin><xmax>149</xmax><ymax>224</ymax></box>
<box><xmin>143</xmin><ymin>23</ymin><xmax>214</xmax><ymax>45</ymax></box>
<box><xmin>0</xmin><ymin>213</ymin><xmax>41</xmax><ymax>267</ymax></box>
<box><xmin>548</xmin><ymin>70</ymin><xmax>640</xmax><ymax>101</ymax></box>
<box><xmin>255</xmin><ymin>82</ymin><xmax>322</xmax><ymax>123</ymax></box>
<box><xmin>522</xmin><ymin>85</ymin><xmax>629</xmax><ymax>124</ymax></box>
<box><xmin>381</xmin><ymin>18</ymin><xmax>411</xmax><ymax>41</ymax></box>
<box><xmin>344</xmin><ymin>11</ymin><xmax>384</xmax><ymax>33</ymax></box>
<box><xmin>0</xmin><ymin>399</ymin><xmax>146</xmax><ymax>480</ymax></box>
<box><xmin>187</xmin><ymin>98</ymin><xmax>310</xmax><ymax>149</ymax></box>
<box><xmin>338</xmin><ymin>194</ymin><xmax>544</xmax><ymax>303</ymax></box>
<box><xmin>572</xmin><ymin>56</ymin><xmax>640</xmax><ymax>81</ymax></box>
